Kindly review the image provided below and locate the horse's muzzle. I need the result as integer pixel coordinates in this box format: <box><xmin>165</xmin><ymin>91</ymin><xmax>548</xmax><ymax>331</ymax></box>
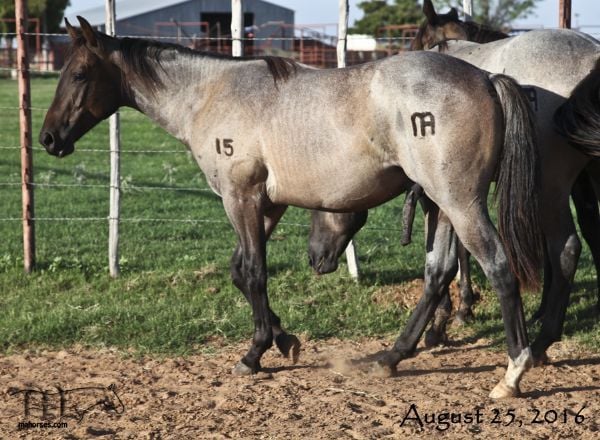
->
<box><xmin>39</xmin><ymin>131</ymin><xmax>74</xmax><ymax>157</ymax></box>
<box><xmin>308</xmin><ymin>253</ymin><xmax>339</xmax><ymax>275</ymax></box>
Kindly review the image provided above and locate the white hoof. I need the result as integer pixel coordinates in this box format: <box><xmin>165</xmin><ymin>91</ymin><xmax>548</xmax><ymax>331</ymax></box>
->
<box><xmin>231</xmin><ymin>361</ymin><xmax>254</xmax><ymax>376</ymax></box>
<box><xmin>489</xmin><ymin>379</ymin><xmax>519</xmax><ymax>399</ymax></box>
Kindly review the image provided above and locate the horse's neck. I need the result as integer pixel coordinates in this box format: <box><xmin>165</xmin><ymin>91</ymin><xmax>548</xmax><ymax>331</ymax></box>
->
<box><xmin>123</xmin><ymin>52</ymin><xmax>234</xmax><ymax>146</ymax></box>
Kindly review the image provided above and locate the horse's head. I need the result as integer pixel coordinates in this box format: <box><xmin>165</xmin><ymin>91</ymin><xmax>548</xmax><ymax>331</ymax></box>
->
<box><xmin>40</xmin><ymin>16</ymin><xmax>123</xmax><ymax>157</ymax></box>
<box><xmin>308</xmin><ymin>211</ymin><xmax>367</xmax><ymax>275</ymax></box>
<box><xmin>411</xmin><ymin>0</ymin><xmax>467</xmax><ymax>50</ymax></box>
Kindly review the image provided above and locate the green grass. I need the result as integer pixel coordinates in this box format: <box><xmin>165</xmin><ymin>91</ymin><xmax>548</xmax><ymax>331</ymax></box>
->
<box><xmin>0</xmin><ymin>77</ymin><xmax>598</xmax><ymax>356</ymax></box>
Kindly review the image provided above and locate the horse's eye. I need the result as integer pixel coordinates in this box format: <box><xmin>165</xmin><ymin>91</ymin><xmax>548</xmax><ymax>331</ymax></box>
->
<box><xmin>73</xmin><ymin>72</ymin><xmax>86</xmax><ymax>82</ymax></box>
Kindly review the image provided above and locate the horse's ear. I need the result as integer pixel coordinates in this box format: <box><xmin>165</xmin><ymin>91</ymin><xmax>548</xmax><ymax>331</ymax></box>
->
<box><xmin>423</xmin><ymin>0</ymin><xmax>439</xmax><ymax>25</ymax></box>
<box><xmin>76</xmin><ymin>16</ymin><xmax>98</xmax><ymax>48</ymax></box>
<box><xmin>449</xmin><ymin>7</ymin><xmax>459</xmax><ymax>22</ymax></box>
<box><xmin>64</xmin><ymin>18</ymin><xmax>79</xmax><ymax>41</ymax></box>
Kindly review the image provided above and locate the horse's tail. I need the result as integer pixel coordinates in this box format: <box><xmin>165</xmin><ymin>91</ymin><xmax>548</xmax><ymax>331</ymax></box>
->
<box><xmin>553</xmin><ymin>63</ymin><xmax>600</xmax><ymax>157</ymax></box>
<box><xmin>489</xmin><ymin>73</ymin><xmax>544</xmax><ymax>290</ymax></box>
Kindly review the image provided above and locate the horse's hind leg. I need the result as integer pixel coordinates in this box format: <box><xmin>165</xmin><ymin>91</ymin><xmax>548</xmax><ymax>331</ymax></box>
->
<box><xmin>376</xmin><ymin>200</ymin><xmax>459</xmax><ymax>369</ymax></box>
<box><xmin>447</xmin><ymin>205</ymin><xmax>532</xmax><ymax>398</ymax></box>
<box><xmin>455</xmin><ymin>241</ymin><xmax>476</xmax><ymax>324</ymax></box>
<box><xmin>230</xmin><ymin>205</ymin><xmax>300</xmax><ymax>366</ymax></box>
<box><xmin>571</xmin><ymin>171</ymin><xmax>600</xmax><ymax>314</ymax></box>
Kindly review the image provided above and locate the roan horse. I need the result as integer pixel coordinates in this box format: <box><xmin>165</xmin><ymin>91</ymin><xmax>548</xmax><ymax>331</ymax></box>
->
<box><xmin>411</xmin><ymin>0</ymin><xmax>600</xmax><ymax>329</ymax></box>
<box><xmin>309</xmin><ymin>26</ymin><xmax>600</xmax><ymax>366</ymax></box>
<box><xmin>40</xmin><ymin>17</ymin><xmax>542</xmax><ymax>398</ymax></box>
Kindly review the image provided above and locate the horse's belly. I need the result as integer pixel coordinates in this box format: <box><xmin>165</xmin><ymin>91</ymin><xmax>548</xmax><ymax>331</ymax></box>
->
<box><xmin>267</xmin><ymin>165</ymin><xmax>410</xmax><ymax>211</ymax></box>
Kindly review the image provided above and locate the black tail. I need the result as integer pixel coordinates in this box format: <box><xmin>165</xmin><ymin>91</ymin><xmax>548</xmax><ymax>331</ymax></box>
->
<box><xmin>490</xmin><ymin>74</ymin><xmax>544</xmax><ymax>290</ymax></box>
<box><xmin>553</xmin><ymin>61</ymin><xmax>600</xmax><ymax>157</ymax></box>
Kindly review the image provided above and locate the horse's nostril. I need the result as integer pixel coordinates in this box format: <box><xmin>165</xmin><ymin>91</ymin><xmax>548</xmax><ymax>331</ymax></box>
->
<box><xmin>40</xmin><ymin>131</ymin><xmax>54</xmax><ymax>148</ymax></box>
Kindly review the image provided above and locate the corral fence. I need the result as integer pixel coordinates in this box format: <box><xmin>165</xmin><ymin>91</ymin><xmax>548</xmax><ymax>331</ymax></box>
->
<box><xmin>3</xmin><ymin>0</ymin><xmax>597</xmax><ymax>277</ymax></box>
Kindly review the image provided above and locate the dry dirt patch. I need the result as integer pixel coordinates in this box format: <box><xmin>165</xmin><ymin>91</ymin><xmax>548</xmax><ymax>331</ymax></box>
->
<box><xmin>1</xmin><ymin>338</ymin><xmax>599</xmax><ymax>439</ymax></box>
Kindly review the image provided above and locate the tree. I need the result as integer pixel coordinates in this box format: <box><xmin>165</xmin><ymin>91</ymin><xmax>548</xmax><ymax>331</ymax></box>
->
<box><xmin>1</xmin><ymin>0</ymin><xmax>70</xmax><ymax>34</ymax></box>
<box><xmin>350</xmin><ymin>0</ymin><xmax>423</xmax><ymax>36</ymax></box>
<box><xmin>433</xmin><ymin>0</ymin><xmax>539</xmax><ymax>29</ymax></box>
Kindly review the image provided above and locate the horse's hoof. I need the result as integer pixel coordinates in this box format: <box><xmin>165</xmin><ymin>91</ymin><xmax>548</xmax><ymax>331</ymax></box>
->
<box><xmin>489</xmin><ymin>380</ymin><xmax>520</xmax><ymax>399</ymax></box>
<box><xmin>533</xmin><ymin>351</ymin><xmax>550</xmax><ymax>367</ymax></box>
<box><xmin>370</xmin><ymin>361</ymin><xmax>395</xmax><ymax>378</ymax></box>
<box><xmin>424</xmin><ymin>329</ymin><xmax>447</xmax><ymax>348</ymax></box>
<box><xmin>275</xmin><ymin>333</ymin><xmax>301</xmax><ymax>364</ymax></box>
<box><xmin>231</xmin><ymin>361</ymin><xmax>255</xmax><ymax>376</ymax></box>
<box><xmin>366</xmin><ymin>351</ymin><xmax>398</xmax><ymax>377</ymax></box>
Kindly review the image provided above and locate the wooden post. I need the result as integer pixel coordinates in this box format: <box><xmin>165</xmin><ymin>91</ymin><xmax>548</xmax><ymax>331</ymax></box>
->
<box><xmin>16</xmin><ymin>0</ymin><xmax>35</xmax><ymax>273</ymax></box>
<box><xmin>559</xmin><ymin>0</ymin><xmax>571</xmax><ymax>29</ymax></box>
<box><xmin>231</xmin><ymin>0</ymin><xmax>243</xmax><ymax>57</ymax></box>
<box><xmin>106</xmin><ymin>0</ymin><xmax>121</xmax><ymax>278</ymax></box>
<box><xmin>462</xmin><ymin>0</ymin><xmax>473</xmax><ymax>20</ymax></box>
<box><xmin>336</xmin><ymin>0</ymin><xmax>359</xmax><ymax>280</ymax></box>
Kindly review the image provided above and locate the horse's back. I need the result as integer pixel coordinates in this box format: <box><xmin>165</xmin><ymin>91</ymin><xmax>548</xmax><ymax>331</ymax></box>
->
<box><xmin>446</xmin><ymin>29</ymin><xmax>600</xmax><ymax>96</ymax></box>
<box><xmin>260</xmin><ymin>51</ymin><xmax>503</xmax><ymax>211</ymax></box>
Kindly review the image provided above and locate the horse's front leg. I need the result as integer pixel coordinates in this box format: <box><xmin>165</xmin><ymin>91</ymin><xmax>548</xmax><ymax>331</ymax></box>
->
<box><xmin>230</xmin><ymin>205</ymin><xmax>300</xmax><ymax>363</ymax></box>
<box><xmin>376</xmin><ymin>199</ymin><xmax>459</xmax><ymax>371</ymax></box>
<box><xmin>223</xmin><ymin>189</ymin><xmax>273</xmax><ymax>375</ymax></box>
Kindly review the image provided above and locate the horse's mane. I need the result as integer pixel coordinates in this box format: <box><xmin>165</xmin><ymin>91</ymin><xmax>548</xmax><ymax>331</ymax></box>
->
<box><xmin>410</xmin><ymin>26</ymin><xmax>428</xmax><ymax>51</ymax></box>
<box><xmin>461</xmin><ymin>21</ymin><xmax>509</xmax><ymax>43</ymax></box>
<box><xmin>117</xmin><ymin>37</ymin><xmax>298</xmax><ymax>93</ymax></box>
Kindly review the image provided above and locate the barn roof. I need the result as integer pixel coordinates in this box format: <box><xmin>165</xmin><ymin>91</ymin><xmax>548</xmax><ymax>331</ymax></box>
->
<box><xmin>65</xmin><ymin>0</ymin><xmax>293</xmax><ymax>27</ymax></box>
<box><xmin>65</xmin><ymin>0</ymin><xmax>190</xmax><ymax>26</ymax></box>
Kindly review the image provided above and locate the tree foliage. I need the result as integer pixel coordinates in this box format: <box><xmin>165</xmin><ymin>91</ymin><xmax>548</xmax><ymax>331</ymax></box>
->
<box><xmin>433</xmin><ymin>0</ymin><xmax>539</xmax><ymax>29</ymax></box>
<box><xmin>350</xmin><ymin>0</ymin><xmax>423</xmax><ymax>35</ymax></box>
<box><xmin>350</xmin><ymin>0</ymin><xmax>540</xmax><ymax>35</ymax></box>
<box><xmin>1</xmin><ymin>0</ymin><xmax>70</xmax><ymax>33</ymax></box>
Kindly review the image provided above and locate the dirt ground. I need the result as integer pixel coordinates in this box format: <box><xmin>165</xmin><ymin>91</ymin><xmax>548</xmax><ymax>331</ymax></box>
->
<box><xmin>1</xmin><ymin>335</ymin><xmax>599</xmax><ymax>440</ymax></box>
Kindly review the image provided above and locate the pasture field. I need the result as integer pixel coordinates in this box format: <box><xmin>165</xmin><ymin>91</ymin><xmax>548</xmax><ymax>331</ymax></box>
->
<box><xmin>0</xmin><ymin>77</ymin><xmax>599</xmax><ymax>353</ymax></box>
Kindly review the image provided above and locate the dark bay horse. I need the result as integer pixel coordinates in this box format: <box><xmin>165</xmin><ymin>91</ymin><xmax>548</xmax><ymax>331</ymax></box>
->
<box><xmin>410</xmin><ymin>0</ymin><xmax>509</xmax><ymax>51</ymax></box>
<box><xmin>40</xmin><ymin>17</ymin><xmax>542</xmax><ymax>398</ymax></box>
<box><xmin>309</xmin><ymin>27</ymin><xmax>600</xmax><ymax>367</ymax></box>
